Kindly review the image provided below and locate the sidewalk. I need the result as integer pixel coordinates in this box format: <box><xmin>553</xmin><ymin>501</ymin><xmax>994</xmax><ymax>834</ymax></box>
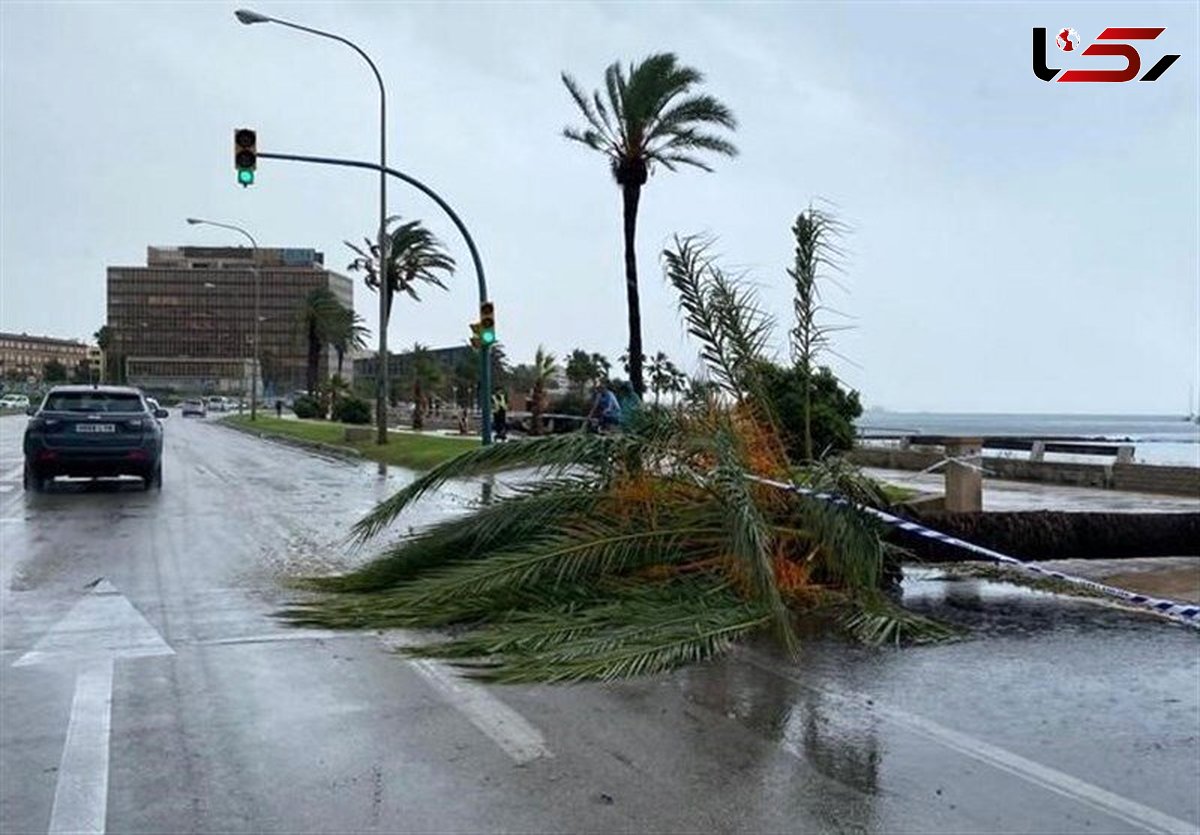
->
<box><xmin>865</xmin><ymin>467</ymin><xmax>1200</xmax><ymax>513</ymax></box>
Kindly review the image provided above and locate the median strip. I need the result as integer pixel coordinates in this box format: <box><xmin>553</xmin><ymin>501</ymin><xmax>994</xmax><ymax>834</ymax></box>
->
<box><xmin>220</xmin><ymin>415</ymin><xmax>479</xmax><ymax>470</ymax></box>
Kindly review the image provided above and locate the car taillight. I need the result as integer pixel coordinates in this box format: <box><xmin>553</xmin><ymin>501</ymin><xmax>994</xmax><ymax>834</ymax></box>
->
<box><xmin>125</xmin><ymin>419</ymin><xmax>145</xmax><ymax>429</ymax></box>
<box><xmin>27</xmin><ymin>417</ymin><xmax>59</xmax><ymax>431</ymax></box>
<box><xmin>127</xmin><ymin>449</ymin><xmax>148</xmax><ymax>460</ymax></box>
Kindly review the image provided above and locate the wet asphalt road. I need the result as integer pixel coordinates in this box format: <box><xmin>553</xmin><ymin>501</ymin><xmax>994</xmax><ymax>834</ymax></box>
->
<box><xmin>1</xmin><ymin>414</ymin><xmax>1198</xmax><ymax>834</ymax></box>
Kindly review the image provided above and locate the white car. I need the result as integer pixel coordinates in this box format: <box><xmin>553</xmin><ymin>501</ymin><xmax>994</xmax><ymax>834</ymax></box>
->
<box><xmin>181</xmin><ymin>399</ymin><xmax>207</xmax><ymax>418</ymax></box>
<box><xmin>1</xmin><ymin>394</ymin><xmax>31</xmax><ymax>410</ymax></box>
<box><xmin>205</xmin><ymin>396</ymin><xmax>226</xmax><ymax>413</ymax></box>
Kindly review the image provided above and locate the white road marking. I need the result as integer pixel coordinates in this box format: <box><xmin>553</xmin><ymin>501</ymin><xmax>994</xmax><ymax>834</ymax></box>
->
<box><xmin>14</xmin><ymin>580</ymin><xmax>174</xmax><ymax>668</ymax></box>
<box><xmin>48</xmin><ymin>659</ymin><xmax>113</xmax><ymax>835</ymax></box>
<box><xmin>746</xmin><ymin>654</ymin><xmax>1198</xmax><ymax>835</ymax></box>
<box><xmin>0</xmin><ymin>485</ymin><xmax>13</xmax><ymax>493</ymax></box>
<box><xmin>198</xmin><ymin>630</ymin><xmax>345</xmax><ymax>646</ymax></box>
<box><xmin>1</xmin><ymin>464</ymin><xmax>23</xmax><ymax>483</ymax></box>
<box><xmin>11</xmin><ymin>579</ymin><xmax>175</xmax><ymax>835</ymax></box>
<box><xmin>381</xmin><ymin>631</ymin><xmax>551</xmax><ymax>764</ymax></box>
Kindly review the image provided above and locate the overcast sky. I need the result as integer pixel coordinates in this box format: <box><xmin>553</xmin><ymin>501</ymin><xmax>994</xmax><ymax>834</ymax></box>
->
<box><xmin>1</xmin><ymin>1</ymin><xmax>1196</xmax><ymax>414</ymax></box>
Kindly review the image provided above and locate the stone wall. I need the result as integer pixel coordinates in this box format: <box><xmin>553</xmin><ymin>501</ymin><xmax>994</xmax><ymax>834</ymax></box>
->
<box><xmin>847</xmin><ymin>447</ymin><xmax>1199</xmax><ymax>498</ymax></box>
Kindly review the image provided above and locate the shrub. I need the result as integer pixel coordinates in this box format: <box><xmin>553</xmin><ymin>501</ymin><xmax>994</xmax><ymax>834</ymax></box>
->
<box><xmin>292</xmin><ymin>394</ymin><xmax>322</xmax><ymax>419</ymax></box>
<box><xmin>757</xmin><ymin>363</ymin><xmax>861</xmax><ymax>460</ymax></box>
<box><xmin>332</xmin><ymin>396</ymin><xmax>372</xmax><ymax>425</ymax></box>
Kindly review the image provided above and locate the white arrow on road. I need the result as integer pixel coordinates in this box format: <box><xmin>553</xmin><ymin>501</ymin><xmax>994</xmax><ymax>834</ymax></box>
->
<box><xmin>13</xmin><ymin>579</ymin><xmax>174</xmax><ymax>835</ymax></box>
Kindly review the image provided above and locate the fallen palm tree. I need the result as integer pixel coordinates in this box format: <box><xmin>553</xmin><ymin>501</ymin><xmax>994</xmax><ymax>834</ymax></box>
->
<box><xmin>282</xmin><ymin>235</ymin><xmax>956</xmax><ymax>682</ymax></box>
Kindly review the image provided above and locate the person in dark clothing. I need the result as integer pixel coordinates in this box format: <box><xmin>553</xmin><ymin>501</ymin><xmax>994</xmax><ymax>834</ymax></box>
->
<box><xmin>491</xmin><ymin>389</ymin><xmax>508</xmax><ymax>441</ymax></box>
<box><xmin>274</xmin><ymin>399</ymin><xmax>283</xmax><ymax>418</ymax></box>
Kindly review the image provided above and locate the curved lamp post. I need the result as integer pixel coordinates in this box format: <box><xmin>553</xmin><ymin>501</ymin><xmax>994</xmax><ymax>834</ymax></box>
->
<box><xmin>235</xmin><ymin>9</ymin><xmax>391</xmax><ymax>445</ymax></box>
<box><xmin>185</xmin><ymin>218</ymin><xmax>260</xmax><ymax>421</ymax></box>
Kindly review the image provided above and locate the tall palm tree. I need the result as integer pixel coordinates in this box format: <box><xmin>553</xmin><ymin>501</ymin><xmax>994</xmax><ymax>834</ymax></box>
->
<box><xmin>647</xmin><ymin>351</ymin><xmax>687</xmax><ymax>406</ymax></box>
<box><xmin>93</xmin><ymin>325</ymin><xmax>115</xmax><ymax>383</ymax></box>
<box><xmin>562</xmin><ymin>53</ymin><xmax>738</xmax><ymax>397</ymax></box>
<box><xmin>295</xmin><ymin>287</ymin><xmax>346</xmax><ymax>395</ymax></box>
<box><xmin>346</xmin><ymin>216</ymin><xmax>456</xmax><ymax>325</ymax></box>
<box><xmin>330</xmin><ymin>308</ymin><xmax>370</xmax><ymax>377</ymax></box>
<box><xmin>529</xmin><ymin>346</ymin><xmax>559</xmax><ymax>435</ymax></box>
<box><xmin>408</xmin><ymin>343</ymin><xmax>441</xmax><ymax>430</ymax></box>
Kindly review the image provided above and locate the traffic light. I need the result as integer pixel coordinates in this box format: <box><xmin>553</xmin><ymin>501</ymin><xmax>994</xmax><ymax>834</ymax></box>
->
<box><xmin>469</xmin><ymin>322</ymin><xmax>483</xmax><ymax>350</ymax></box>
<box><xmin>479</xmin><ymin>302</ymin><xmax>496</xmax><ymax>345</ymax></box>
<box><xmin>234</xmin><ymin>128</ymin><xmax>257</xmax><ymax>187</ymax></box>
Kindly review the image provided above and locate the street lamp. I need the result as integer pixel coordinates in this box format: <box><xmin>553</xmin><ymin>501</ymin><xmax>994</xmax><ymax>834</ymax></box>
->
<box><xmin>235</xmin><ymin>8</ymin><xmax>390</xmax><ymax>445</ymax></box>
<box><xmin>186</xmin><ymin>217</ymin><xmax>261</xmax><ymax>420</ymax></box>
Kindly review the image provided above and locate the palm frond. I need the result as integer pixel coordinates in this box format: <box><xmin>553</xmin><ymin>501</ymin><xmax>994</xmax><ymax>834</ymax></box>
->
<box><xmin>308</xmin><ymin>479</ymin><xmax>606</xmax><ymax>592</ymax></box>
<box><xmin>842</xmin><ymin>596</ymin><xmax>961</xmax><ymax>646</ymax></box>
<box><xmin>350</xmin><ymin>432</ymin><xmax>647</xmax><ymax>542</ymax></box>
<box><xmin>411</xmin><ymin>578</ymin><xmax>771</xmax><ymax>683</ymax></box>
<box><xmin>708</xmin><ymin>423</ymin><xmax>796</xmax><ymax>652</ymax></box>
<box><xmin>561</xmin><ymin>71</ymin><xmax>614</xmax><ymax>144</ymax></box>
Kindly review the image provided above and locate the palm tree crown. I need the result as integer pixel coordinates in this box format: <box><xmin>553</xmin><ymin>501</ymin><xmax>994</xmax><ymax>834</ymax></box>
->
<box><xmin>562</xmin><ymin>53</ymin><xmax>739</xmax><ymax>184</ymax></box>
<box><xmin>346</xmin><ymin>216</ymin><xmax>456</xmax><ymax>323</ymax></box>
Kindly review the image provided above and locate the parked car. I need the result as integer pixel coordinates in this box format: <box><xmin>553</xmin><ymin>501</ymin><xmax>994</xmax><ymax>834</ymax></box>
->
<box><xmin>205</xmin><ymin>396</ymin><xmax>227</xmax><ymax>413</ymax></box>
<box><xmin>23</xmin><ymin>385</ymin><xmax>168</xmax><ymax>492</ymax></box>
<box><xmin>1</xmin><ymin>394</ymin><xmax>31</xmax><ymax>409</ymax></box>
<box><xmin>181</xmin><ymin>399</ymin><xmax>207</xmax><ymax>418</ymax></box>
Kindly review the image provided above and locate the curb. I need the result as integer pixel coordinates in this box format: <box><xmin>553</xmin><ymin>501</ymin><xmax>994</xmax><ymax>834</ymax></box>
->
<box><xmin>216</xmin><ymin>419</ymin><xmax>363</xmax><ymax>462</ymax></box>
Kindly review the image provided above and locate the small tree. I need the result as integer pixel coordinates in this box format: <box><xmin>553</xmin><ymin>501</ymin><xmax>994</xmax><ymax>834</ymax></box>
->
<box><xmin>789</xmin><ymin>205</ymin><xmax>851</xmax><ymax>461</ymax></box>
<box><xmin>43</xmin><ymin>360</ymin><xmax>68</xmax><ymax>383</ymax></box>
<box><xmin>758</xmin><ymin>363</ymin><xmax>862</xmax><ymax>460</ymax></box>
<box><xmin>565</xmin><ymin>349</ymin><xmax>595</xmax><ymax>396</ymax></box>
<box><xmin>529</xmin><ymin>346</ymin><xmax>559</xmax><ymax>435</ymax></box>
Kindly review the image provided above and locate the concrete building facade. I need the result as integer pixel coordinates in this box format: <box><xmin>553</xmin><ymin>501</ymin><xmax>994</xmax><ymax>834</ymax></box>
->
<box><xmin>0</xmin><ymin>332</ymin><xmax>93</xmax><ymax>383</ymax></box>
<box><xmin>107</xmin><ymin>246</ymin><xmax>354</xmax><ymax>395</ymax></box>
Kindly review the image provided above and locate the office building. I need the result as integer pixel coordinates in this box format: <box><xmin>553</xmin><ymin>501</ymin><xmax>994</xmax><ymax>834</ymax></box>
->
<box><xmin>107</xmin><ymin>246</ymin><xmax>353</xmax><ymax>395</ymax></box>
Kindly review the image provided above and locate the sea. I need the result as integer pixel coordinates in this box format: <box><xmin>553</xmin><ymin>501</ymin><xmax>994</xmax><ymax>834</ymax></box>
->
<box><xmin>855</xmin><ymin>412</ymin><xmax>1200</xmax><ymax>467</ymax></box>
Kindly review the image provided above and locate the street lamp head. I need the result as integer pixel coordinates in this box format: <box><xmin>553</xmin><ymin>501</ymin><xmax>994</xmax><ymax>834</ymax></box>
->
<box><xmin>185</xmin><ymin>218</ymin><xmax>203</xmax><ymax>225</ymax></box>
<box><xmin>234</xmin><ymin>9</ymin><xmax>271</xmax><ymax>24</ymax></box>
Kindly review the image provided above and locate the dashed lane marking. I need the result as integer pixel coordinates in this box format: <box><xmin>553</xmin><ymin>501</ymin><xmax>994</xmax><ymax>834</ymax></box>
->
<box><xmin>381</xmin><ymin>631</ymin><xmax>552</xmax><ymax>765</ymax></box>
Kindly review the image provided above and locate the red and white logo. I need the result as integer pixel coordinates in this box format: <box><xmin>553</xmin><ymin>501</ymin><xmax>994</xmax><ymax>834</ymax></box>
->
<box><xmin>1033</xmin><ymin>27</ymin><xmax>1180</xmax><ymax>82</ymax></box>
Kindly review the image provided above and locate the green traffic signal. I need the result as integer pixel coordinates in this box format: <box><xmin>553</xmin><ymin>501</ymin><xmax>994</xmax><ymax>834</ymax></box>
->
<box><xmin>481</xmin><ymin>328</ymin><xmax>496</xmax><ymax>345</ymax></box>
<box><xmin>237</xmin><ymin>169</ymin><xmax>255</xmax><ymax>186</ymax></box>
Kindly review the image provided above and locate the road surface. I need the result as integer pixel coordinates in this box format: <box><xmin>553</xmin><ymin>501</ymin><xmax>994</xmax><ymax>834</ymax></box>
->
<box><xmin>2</xmin><ymin>414</ymin><xmax>1198</xmax><ymax>834</ymax></box>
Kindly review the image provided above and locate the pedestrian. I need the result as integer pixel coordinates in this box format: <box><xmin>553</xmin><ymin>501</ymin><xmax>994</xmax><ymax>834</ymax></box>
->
<box><xmin>492</xmin><ymin>388</ymin><xmax>508</xmax><ymax>441</ymax></box>
<box><xmin>587</xmin><ymin>383</ymin><xmax>621</xmax><ymax>434</ymax></box>
<box><xmin>274</xmin><ymin>399</ymin><xmax>283</xmax><ymax>419</ymax></box>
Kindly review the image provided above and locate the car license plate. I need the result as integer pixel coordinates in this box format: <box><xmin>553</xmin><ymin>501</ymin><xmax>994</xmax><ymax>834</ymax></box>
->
<box><xmin>76</xmin><ymin>423</ymin><xmax>115</xmax><ymax>433</ymax></box>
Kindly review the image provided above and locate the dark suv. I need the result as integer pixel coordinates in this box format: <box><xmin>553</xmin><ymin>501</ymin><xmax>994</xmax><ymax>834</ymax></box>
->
<box><xmin>23</xmin><ymin>385</ymin><xmax>169</xmax><ymax>492</ymax></box>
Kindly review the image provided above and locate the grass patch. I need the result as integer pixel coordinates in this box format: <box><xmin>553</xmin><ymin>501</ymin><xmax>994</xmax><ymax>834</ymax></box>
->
<box><xmin>880</xmin><ymin>482</ymin><xmax>920</xmax><ymax>505</ymax></box>
<box><xmin>224</xmin><ymin>414</ymin><xmax>479</xmax><ymax>470</ymax></box>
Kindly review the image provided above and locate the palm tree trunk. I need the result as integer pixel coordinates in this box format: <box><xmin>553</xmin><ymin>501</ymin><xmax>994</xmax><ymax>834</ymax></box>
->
<box><xmin>621</xmin><ymin>183</ymin><xmax>645</xmax><ymax>397</ymax></box>
<box><xmin>336</xmin><ymin>348</ymin><xmax>345</xmax><ymax>377</ymax></box>
<box><xmin>802</xmin><ymin>368</ymin><xmax>813</xmax><ymax>462</ymax></box>
<box><xmin>306</xmin><ymin>320</ymin><xmax>320</xmax><ymax>395</ymax></box>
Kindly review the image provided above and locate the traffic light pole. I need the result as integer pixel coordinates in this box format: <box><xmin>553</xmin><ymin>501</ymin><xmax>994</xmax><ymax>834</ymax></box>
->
<box><xmin>257</xmin><ymin>149</ymin><xmax>493</xmax><ymax>444</ymax></box>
